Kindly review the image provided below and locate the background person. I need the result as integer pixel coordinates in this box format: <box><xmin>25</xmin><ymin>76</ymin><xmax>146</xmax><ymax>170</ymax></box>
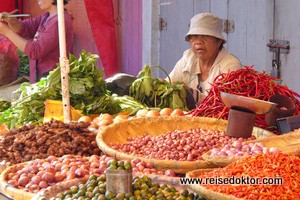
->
<box><xmin>0</xmin><ymin>35</ymin><xmax>20</xmax><ymax>86</ymax></box>
<box><xmin>169</xmin><ymin>12</ymin><xmax>242</xmax><ymax>103</ymax></box>
<box><xmin>0</xmin><ymin>0</ymin><xmax>73</xmax><ymax>83</ymax></box>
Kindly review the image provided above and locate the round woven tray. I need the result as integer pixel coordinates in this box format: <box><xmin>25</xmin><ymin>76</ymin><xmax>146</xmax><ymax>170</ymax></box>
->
<box><xmin>186</xmin><ymin>169</ymin><xmax>241</xmax><ymax>200</ymax></box>
<box><xmin>0</xmin><ymin>161</ymin><xmax>88</xmax><ymax>200</ymax></box>
<box><xmin>31</xmin><ymin>177</ymin><xmax>88</xmax><ymax>200</ymax></box>
<box><xmin>201</xmin><ymin>152</ymin><xmax>244</xmax><ymax>167</ymax></box>
<box><xmin>32</xmin><ymin>173</ymin><xmax>184</xmax><ymax>200</ymax></box>
<box><xmin>0</xmin><ymin>163</ymin><xmax>34</xmax><ymax>200</ymax></box>
<box><xmin>96</xmin><ymin>116</ymin><xmax>275</xmax><ymax>173</ymax></box>
<box><xmin>202</xmin><ymin>129</ymin><xmax>299</xmax><ymax>167</ymax></box>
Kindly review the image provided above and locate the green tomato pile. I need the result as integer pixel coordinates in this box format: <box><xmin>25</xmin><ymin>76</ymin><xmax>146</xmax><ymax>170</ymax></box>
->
<box><xmin>107</xmin><ymin>160</ymin><xmax>132</xmax><ymax>171</ymax></box>
<box><xmin>51</xmin><ymin>174</ymin><xmax>205</xmax><ymax>200</ymax></box>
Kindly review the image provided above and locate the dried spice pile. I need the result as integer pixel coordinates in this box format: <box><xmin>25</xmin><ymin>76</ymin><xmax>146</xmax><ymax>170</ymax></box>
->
<box><xmin>0</xmin><ymin>119</ymin><xmax>102</xmax><ymax>164</ymax></box>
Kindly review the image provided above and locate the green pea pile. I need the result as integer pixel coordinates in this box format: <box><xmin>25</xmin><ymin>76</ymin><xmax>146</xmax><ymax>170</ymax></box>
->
<box><xmin>107</xmin><ymin>159</ymin><xmax>132</xmax><ymax>170</ymax></box>
<box><xmin>52</xmin><ymin>174</ymin><xmax>206</xmax><ymax>200</ymax></box>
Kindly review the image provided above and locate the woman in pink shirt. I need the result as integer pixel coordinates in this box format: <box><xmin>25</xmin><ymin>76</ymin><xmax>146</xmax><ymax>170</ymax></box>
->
<box><xmin>0</xmin><ymin>0</ymin><xmax>73</xmax><ymax>83</ymax></box>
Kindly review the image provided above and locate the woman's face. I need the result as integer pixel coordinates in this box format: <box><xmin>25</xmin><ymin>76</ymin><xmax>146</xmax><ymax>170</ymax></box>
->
<box><xmin>189</xmin><ymin>35</ymin><xmax>223</xmax><ymax>61</ymax></box>
<box><xmin>37</xmin><ymin>0</ymin><xmax>54</xmax><ymax>11</ymax></box>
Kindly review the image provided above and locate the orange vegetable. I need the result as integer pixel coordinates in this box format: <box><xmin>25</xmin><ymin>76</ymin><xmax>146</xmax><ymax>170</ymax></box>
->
<box><xmin>146</xmin><ymin>110</ymin><xmax>160</xmax><ymax>117</ymax></box>
<box><xmin>198</xmin><ymin>153</ymin><xmax>300</xmax><ymax>199</ymax></box>
<box><xmin>170</xmin><ymin>108</ymin><xmax>185</xmax><ymax>116</ymax></box>
<box><xmin>78</xmin><ymin>116</ymin><xmax>92</xmax><ymax>123</ymax></box>
<box><xmin>159</xmin><ymin>108</ymin><xmax>173</xmax><ymax>116</ymax></box>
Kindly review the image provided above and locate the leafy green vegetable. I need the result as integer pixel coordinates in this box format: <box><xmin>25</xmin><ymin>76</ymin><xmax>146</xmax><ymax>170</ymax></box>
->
<box><xmin>17</xmin><ymin>49</ymin><xmax>30</xmax><ymax>78</ymax></box>
<box><xmin>129</xmin><ymin>64</ymin><xmax>189</xmax><ymax>111</ymax></box>
<box><xmin>0</xmin><ymin>50</ymin><xmax>108</xmax><ymax>128</ymax></box>
<box><xmin>83</xmin><ymin>94</ymin><xmax>147</xmax><ymax>115</ymax></box>
<box><xmin>0</xmin><ymin>50</ymin><xmax>150</xmax><ymax>129</ymax></box>
<box><xmin>0</xmin><ymin>99</ymin><xmax>11</xmax><ymax>112</ymax></box>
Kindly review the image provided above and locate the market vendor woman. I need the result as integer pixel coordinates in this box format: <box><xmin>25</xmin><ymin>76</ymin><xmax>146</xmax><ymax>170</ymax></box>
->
<box><xmin>0</xmin><ymin>0</ymin><xmax>73</xmax><ymax>83</ymax></box>
<box><xmin>169</xmin><ymin>13</ymin><xmax>242</xmax><ymax>103</ymax></box>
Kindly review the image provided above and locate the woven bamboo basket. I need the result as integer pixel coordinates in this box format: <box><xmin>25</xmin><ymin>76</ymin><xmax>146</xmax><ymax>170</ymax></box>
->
<box><xmin>202</xmin><ymin>128</ymin><xmax>300</xmax><ymax>167</ymax></box>
<box><xmin>0</xmin><ymin>162</ymin><xmax>88</xmax><ymax>200</ymax></box>
<box><xmin>31</xmin><ymin>173</ymin><xmax>186</xmax><ymax>200</ymax></box>
<box><xmin>31</xmin><ymin>177</ymin><xmax>88</xmax><ymax>200</ymax></box>
<box><xmin>244</xmin><ymin>128</ymin><xmax>300</xmax><ymax>155</ymax></box>
<box><xmin>0</xmin><ymin>163</ymin><xmax>34</xmax><ymax>200</ymax></box>
<box><xmin>186</xmin><ymin>169</ymin><xmax>241</xmax><ymax>200</ymax></box>
<box><xmin>96</xmin><ymin>116</ymin><xmax>275</xmax><ymax>173</ymax></box>
<box><xmin>201</xmin><ymin>152</ymin><xmax>242</xmax><ymax>167</ymax></box>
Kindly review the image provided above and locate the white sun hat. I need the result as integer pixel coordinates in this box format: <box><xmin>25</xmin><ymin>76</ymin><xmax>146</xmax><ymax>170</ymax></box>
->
<box><xmin>185</xmin><ymin>13</ymin><xmax>225</xmax><ymax>41</ymax></box>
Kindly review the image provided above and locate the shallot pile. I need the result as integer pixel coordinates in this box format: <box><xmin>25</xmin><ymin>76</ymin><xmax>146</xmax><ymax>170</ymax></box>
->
<box><xmin>110</xmin><ymin>128</ymin><xmax>256</xmax><ymax>161</ymax></box>
<box><xmin>210</xmin><ymin>140</ymin><xmax>280</xmax><ymax>157</ymax></box>
<box><xmin>6</xmin><ymin>155</ymin><xmax>105</xmax><ymax>193</ymax></box>
<box><xmin>5</xmin><ymin>155</ymin><xmax>176</xmax><ymax>193</ymax></box>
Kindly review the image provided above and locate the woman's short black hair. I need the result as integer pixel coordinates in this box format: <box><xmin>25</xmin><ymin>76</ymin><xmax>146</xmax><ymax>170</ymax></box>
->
<box><xmin>52</xmin><ymin>0</ymin><xmax>69</xmax><ymax>5</ymax></box>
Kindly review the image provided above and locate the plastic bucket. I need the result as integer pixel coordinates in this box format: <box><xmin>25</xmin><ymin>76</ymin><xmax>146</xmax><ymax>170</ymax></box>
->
<box><xmin>106</xmin><ymin>169</ymin><xmax>132</xmax><ymax>194</ymax></box>
<box><xmin>226</xmin><ymin>107</ymin><xmax>256</xmax><ymax>138</ymax></box>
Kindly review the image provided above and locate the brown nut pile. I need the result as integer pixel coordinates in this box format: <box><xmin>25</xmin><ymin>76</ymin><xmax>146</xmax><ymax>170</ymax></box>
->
<box><xmin>0</xmin><ymin>119</ymin><xmax>102</xmax><ymax>164</ymax></box>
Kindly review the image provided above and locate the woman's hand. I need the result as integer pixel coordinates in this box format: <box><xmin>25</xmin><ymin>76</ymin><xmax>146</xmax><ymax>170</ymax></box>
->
<box><xmin>0</xmin><ymin>10</ymin><xmax>21</xmax><ymax>33</ymax></box>
<box><xmin>0</xmin><ymin>22</ymin><xmax>11</xmax><ymax>36</ymax></box>
<box><xmin>0</xmin><ymin>11</ymin><xmax>14</xmax><ymax>23</ymax></box>
<box><xmin>0</xmin><ymin>10</ymin><xmax>27</xmax><ymax>51</ymax></box>
<box><xmin>0</xmin><ymin>12</ymin><xmax>8</xmax><ymax>21</ymax></box>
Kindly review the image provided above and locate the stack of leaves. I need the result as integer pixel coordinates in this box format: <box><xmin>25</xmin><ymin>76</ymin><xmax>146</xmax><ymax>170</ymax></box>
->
<box><xmin>129</xmin><ymin>64</ymin><xmax>189</xmax><ymax>111</ymax></box>
<box><xmin>17</xmin><ymin>49</ymin><xmax>30</xmax><ymax>78</ymax></box>
<box><xmin>0</xmin><ymin>51</ymin><xmax>145</xmax><ymax>129</ymax></box>
<box><xmin>189</xmin><ymin>66</ymin><xmax>300</xmax><ymax>130</ymax></box>
<box><xmin>0</xmin><ymin>50</ymin><xmax>108</xmax><ymax>128</ymax></box>
<box><xmin>0</xmin><ymin>99</ymin><xmax>11</xmax><ymax>112</ymax></box>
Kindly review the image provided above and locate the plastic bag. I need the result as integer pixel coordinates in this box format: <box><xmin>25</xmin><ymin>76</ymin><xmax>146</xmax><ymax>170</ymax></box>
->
<box><xmin>106</xmin><ymin>73</ymin><xmax>137</xmax><ymax>96</ymax></box>
<box><xmin>0</xmin><ymin>36</ymin><xmax>20</xmax><ymax>86</ymax></box>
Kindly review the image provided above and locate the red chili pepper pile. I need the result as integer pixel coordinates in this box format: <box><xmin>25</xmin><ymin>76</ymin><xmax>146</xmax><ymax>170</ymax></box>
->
<box><xmin>198</xmin><ymin>153</ymin><xmax>300</xmax><ymax>199</ymax></box>
<box><xmin>189</xmin><ymin>66</ymin><xmax>300</xmax><ymax>132</ymax></box>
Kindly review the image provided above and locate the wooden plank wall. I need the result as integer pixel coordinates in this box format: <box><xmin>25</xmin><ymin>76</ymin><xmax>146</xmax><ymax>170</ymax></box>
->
<box><xmin>226</xmin><ymin>0</ymin><xmax>273</xmax><ymax>72</ymax></box>
<box><xmin>157</xmin><ymin>0</ymin><xmax>300</xmax><ymax>95</ymax></box>
<box><xmin>113</xmin><ymin>0</ymin><xmax>142</xmax><ymax>76</ymax></box>
<box><xmin>274</xmin><ymin>0</ymin><xmax>300</xmax><ymax>94</ymax></box>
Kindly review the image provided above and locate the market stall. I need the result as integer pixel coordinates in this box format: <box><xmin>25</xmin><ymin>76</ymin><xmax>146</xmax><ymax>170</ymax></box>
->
<box><xmin>0</xmin><ymin>51</ymin><xmax>300</xmax><ymax>199</ymax></box>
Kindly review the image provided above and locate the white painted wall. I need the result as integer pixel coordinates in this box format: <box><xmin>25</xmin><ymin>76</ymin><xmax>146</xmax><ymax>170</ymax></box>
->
<box><xmin>226</xmin><ymin>0</ymin><xmax>274</xmax><ymax>72</ymax></box>
<box><xmin>142</xmin><ymin>0</ymin><xmax>160</xmax><ymax>77</ymax></box>
<box><xmin>273</xmin><ymin>0</ymin><xmax>300</xmax><ymax>94</ymax></box>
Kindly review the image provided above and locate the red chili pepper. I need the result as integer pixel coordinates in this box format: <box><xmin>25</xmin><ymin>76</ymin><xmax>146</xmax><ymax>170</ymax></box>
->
<box><xmin>189</xmin><ymin>66</ymin><xmax>300</xmax><ymax>134</ymax></box>
<box><xmin>196</xmin><ymin>153</ymin><xmax>300</xmax><ymax>199</ymax></box>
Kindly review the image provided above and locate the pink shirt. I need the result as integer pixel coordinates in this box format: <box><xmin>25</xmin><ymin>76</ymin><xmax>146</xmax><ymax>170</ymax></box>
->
<box><xmin>19</xmin><ymin>11</ymin><xmax>73</xmax><ymax>83</ymax></box>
